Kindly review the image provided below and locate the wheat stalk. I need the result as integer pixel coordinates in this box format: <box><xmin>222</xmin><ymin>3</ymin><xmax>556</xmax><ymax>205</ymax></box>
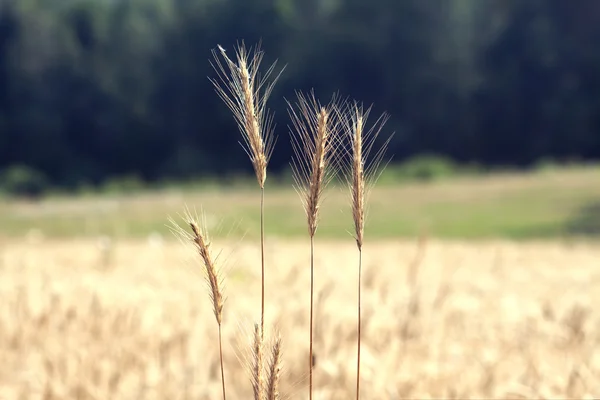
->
<box><xmin>210</xmin><ymin>42</ymin><xmax>285</xmax><ymax>340</ymax></box>
<box><xmin>169</xmin><ymin>210</ymin><xmax>227</xmax><ymax>400</ymax></box>
<box><xmin>288</xmin><ymin>90</ymin><xmax>341</xmax><ymax>400</ymax></box>
<box><xmin>337</xmin><ymin>100</ymin><xmax>392</xmax><ymax>400</ymax></box>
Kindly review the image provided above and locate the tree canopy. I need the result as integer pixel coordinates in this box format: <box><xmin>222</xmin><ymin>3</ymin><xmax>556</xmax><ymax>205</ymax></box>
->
<box><xmin>1</xmin><ymin>0</ymin><xmax>599</xmax><ymax>188</ymax></box>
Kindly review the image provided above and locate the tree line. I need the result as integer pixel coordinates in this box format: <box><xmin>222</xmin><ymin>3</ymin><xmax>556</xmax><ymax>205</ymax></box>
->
<box><xmin>1</xmin><ymin>0</ymin><xmax>599</xmax><ymax>189</ymax></box>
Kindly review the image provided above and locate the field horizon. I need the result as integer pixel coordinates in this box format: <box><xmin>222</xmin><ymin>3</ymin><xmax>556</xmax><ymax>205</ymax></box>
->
<box><xmin>1</xmin><ymin>165</ymin><xmax>599</xmax><ymax>242</ymax></box>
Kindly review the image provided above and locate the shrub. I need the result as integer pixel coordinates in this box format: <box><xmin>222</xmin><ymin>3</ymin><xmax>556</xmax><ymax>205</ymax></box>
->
<box><xmin>100</xmin><ymin>174</ymin><xmax>145</xmax><ymax>195</ymax></box>
<box><xmin>396</xmin><ymin>153</ymin><xmax>457</xmax><ymax>181</ymax></box>
<box><xmin>0</xmin><ymin>165</ymin><xmax>48</xmax><ymax>199</ymax></box>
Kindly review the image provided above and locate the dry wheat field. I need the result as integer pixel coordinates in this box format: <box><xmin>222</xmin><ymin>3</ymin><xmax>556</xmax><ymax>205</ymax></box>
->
<box><xmin>0</xmin><ymin>235</ymin><xmax>599</xmax><ymax>400</ymax></box>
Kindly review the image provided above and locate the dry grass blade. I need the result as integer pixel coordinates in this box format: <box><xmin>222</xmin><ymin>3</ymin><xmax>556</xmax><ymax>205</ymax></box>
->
<box><xmin>209</xmin><ymin>41</ymin><xmax>284</xmax><ymax>189</ymax></box>
<box><xmin>168</xmin><ymin>210</ymin><xmax>227</xmax><ymax>400</ymax></box>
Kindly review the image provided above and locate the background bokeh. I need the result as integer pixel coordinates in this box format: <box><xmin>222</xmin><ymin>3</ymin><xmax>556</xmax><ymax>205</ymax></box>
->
<box><xmin>1</xmin><ymin>0</ymin><xmax>599</xmax><ymax>191</ymax></box>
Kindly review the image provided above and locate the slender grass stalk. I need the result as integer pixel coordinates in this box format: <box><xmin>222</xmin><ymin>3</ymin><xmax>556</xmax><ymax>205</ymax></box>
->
<box><xmin>287</xmin><ymin>91</ymin><xmax>341</xmax><ymax>400</ymax></box>
<box><xmin>169</xmin><ymin>211</ymin><xmax>227</xmax><ymax>400</ymax></box>
<box><xmin>337</xmin><ymin>101</ymin><xmax>393</xmax><ymax>400</ymax></box>
<box><xmin>210</xmin><ymin>42</ymin><xmax>285</xmax><ymax>339</ymax></box>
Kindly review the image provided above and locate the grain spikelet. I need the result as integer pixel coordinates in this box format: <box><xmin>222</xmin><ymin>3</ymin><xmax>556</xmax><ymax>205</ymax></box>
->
<box><xmin>266</xmin><ymin>334</ymin><xmax>282</xmax><ymax>400</ymax></box>
<box><xmin>288</xmin><ymin>90</ymin><xmax>342</xmax><ymax>237</ymax></box>
<box><xmin>337</xmin><ymin>101</ymin><xmax>393</xmax><ymax>249</ymax></box>
<box><xmin>252</xmin><ymin>323</ymin><xmax>265</xmax><ymax>400</ymax></box>
<box><xmin>210</xmin><ymin>42</ymin><xmax>284</xmax><ymax>188</ymax></box>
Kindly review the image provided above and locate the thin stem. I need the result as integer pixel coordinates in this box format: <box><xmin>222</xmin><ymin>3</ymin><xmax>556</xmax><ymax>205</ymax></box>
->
<box><xmin>309</xmin><ymin>234</ymin><xmax>315</xmax><ymax>400</ymax></box>
<box><xmin>218</xmin><ymin>324</ymin><xmax>227</xmax><ymax>400</ymax></box>
<box><xmin>260</xmin><ymin>186</ymin><xmax>266</xmax><ymax>340</ymax></box>
<box><xmin>356</xmin><ymin>247</ymin><xmax>363</xmax><ymax>400</ymax></box>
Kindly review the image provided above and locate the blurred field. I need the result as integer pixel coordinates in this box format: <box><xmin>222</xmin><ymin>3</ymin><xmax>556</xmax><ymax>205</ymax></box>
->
<box><xmin>0</xmin><ymin>236</ymin><xmax>599</xmax><ymax>399</ymax></box>
<box><xmin>1</xmin><ymin>166</ymin><xmax>600</xmax><ymax>240</ymax></box>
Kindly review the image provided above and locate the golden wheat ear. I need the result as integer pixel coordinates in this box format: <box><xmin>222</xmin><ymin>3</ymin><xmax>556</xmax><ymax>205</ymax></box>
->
<box><xmin>266</xmin><ymin>333</ymin><xmax>282</xmax><ymax>400</ymax></box>
<box><xmin>168</xmin><ymin>209</ymin><xmax>227</xmax><ymax>400</ymax></box>
<box><xmin>335</xmin><ymin>100</ymin><xmax>394</xmax><ymax>247</ymax></box>
<box><xmin>251</xmin><ymin>323</ymin><xmax>265</xmax><ymax>400</ymax></box>
<box><xmin>209</xmin><ymin>41</ymin><xmax>285</xmax><ymax>188</ymax></box>
<box><xmin>287</xmin><ymin>90</ymin><xmax>343</xmax><ymax>236</ymax></box>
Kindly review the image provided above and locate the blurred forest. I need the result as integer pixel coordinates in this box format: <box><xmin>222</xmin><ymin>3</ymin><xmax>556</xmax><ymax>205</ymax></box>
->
<box><xmin>1</xmin><ymin>0</ymin><xmax>599</xmax><ymax>190</ymax></box>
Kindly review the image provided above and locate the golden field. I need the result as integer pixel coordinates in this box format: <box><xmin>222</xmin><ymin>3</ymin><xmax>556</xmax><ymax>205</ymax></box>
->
<box><xmin>0</xmin><ymin>235</ymin><xmax>598</xmax><ymax>400</ymax></box>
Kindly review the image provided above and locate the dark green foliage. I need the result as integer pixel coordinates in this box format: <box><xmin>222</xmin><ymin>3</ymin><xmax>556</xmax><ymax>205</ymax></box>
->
<box><xmin>0</xmin><ymin>165</ymin><xmax>48</xmax><ymax>199</ymax></box>
<box><xmin>395</xmin><ymin>154</ymin><xmax>458</xmax><ymax>182</ymax></box>
<box><xmin>1</xmin><ymin>0</ymin><xmax>599</xmax><ymax>189</ymax></box>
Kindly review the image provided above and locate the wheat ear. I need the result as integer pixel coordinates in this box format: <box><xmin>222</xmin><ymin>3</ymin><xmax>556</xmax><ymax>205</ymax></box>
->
<box><xmin>169</xmin><ymin>211</ymin><xmax>227</xmax><ymax>400</ymax></box>
<box><xmin>210</xmin><ymin>42</ymin><xmax>285</xmax><ymax>340</ymax></box>
<box><xmin>288</xmin><ymin>90</ymin><xmax>341</xmax><ymax>400</ymax></box>
<box><xmin>266</xmin><ymin>334</ymin><xmax>282</xmax><ymax>400</ymax></box>
<box><xmin>337</xmin><ymin>101</ymin><xmax>392</xmax><ymax>400</ymax></box>
<box><xmin>252</xmin><ymin>323</ymin><xmax>265</xmax><ymax>400</ymax></box>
